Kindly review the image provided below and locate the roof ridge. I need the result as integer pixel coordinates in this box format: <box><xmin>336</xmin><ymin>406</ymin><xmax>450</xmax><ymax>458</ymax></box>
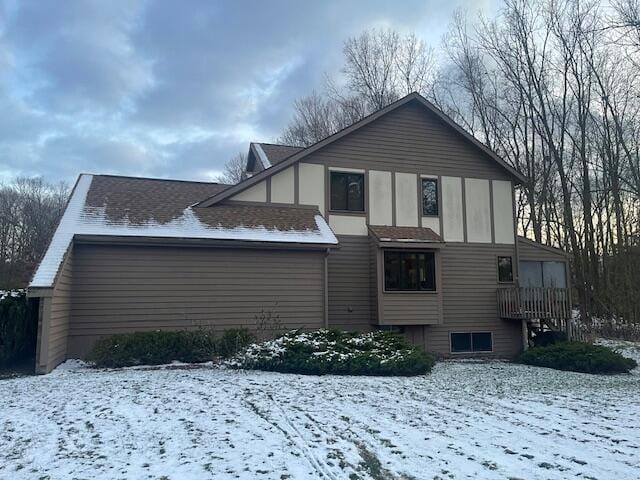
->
<box><xmin>254</xmin><ymin>142</ymin><xmax>303</xmax><ymax>148</ymax></box>
<box><xmin>92</xmin><ymin>173</ymin><xmax>231</xmax><ymax>186</ymax></box>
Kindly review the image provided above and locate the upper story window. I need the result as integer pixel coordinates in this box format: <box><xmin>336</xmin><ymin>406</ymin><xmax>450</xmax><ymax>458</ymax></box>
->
<box><xmin>497</xmin><ymin>256</ymin><xmax>514</xmax><ymax>283</ymax></box>
<box><xmin>330</xmin><ymin>172</ymin><xmax>364</xmax><ymax>212</ymax></box>
<box><xmin>384</xmin><ymin>251</ymin><xmax>436</xmax><ymax>292</ymax></box>
<box><xmin>422</xmin><ymin>178</ymin><xmax>438</xmax><ymax>216</ymax></box>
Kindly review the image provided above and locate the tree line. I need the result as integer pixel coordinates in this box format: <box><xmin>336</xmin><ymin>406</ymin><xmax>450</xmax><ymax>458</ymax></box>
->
<box><xmin>222</xmin><ymin>0</ymin><xmax>640</xmax><ymax>323</ymax></box>
<box><xmin>0</xmin><ymin>178</ymin><xmax>68</xmax><ymax>289</ymax></box>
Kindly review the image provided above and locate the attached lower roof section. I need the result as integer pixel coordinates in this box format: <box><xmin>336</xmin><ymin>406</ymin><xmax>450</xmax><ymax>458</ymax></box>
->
<box><xmin>368</xmin><ymin>225</ymin><xmax>444</xmax><ymax>249</ymax></box>
<box><xmin>29</xmin><ymin>173</ymin><xmax>338</xmax><ymax>289</ymax></box>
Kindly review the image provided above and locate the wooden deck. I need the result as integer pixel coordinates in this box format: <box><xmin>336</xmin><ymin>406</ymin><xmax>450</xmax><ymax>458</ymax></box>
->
<box><xmin>497</xmin><ymin>287</ymin><xmax>571</xmax><ymax>320</ymax></box>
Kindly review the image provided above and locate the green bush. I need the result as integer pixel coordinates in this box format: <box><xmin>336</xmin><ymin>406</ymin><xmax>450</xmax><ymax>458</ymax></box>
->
<box><xmin>518</xmin><ymin>341</ymin><xmax>637</xmax><ymax>374</ymax></box>
<box><xmin>533</xmin><ymin>330</ymin><xmax>568</xmax><ymax>347</ymax></box>
<box><xmin>215</xmin><ymin>328</ymin><xmax>255</xmax><ymax>359</ymax></box>
<box><xmin>230</xmin><ymin>329</ymin><xmax>436</xmax><ymax>376</ymax></box>
<box><xmin>89</xmin><ymin>328</ymin><xmax>254</xmax><ymax>368</ymax></box>
<box><xmin>0</xmin><ymin>290</ymin><xmax>37</xmax><ymax>367</ymax></box>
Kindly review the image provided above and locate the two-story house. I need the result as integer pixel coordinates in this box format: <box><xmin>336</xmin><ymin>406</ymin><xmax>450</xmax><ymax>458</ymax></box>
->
<box><xmin>28</xmin><ymin>93</ymin><xmax>571</xmax><ymax>373</ymax></box>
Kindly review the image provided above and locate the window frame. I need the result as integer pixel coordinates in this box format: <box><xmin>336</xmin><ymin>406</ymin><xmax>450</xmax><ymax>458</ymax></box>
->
<box><xmin>421</xmin><ymin>177</ymin><xmax>439</xmax><ymax>217</ymax></box>
<box><xmin>497</xmin><ymin>255</ymin><xmax>514</xmax><ymax>283</ymax></box>
<box><xmin>383</xmin><ymin>250</ymin><xmax>437</xmax><ymax>293</ymax></box>
<box><xmin>449</xmin><ymin>332</ymin><xmax>494</xmax><ymax>354</ymax></box>
<box><xmin>329</xmin><ymin>171</ymin><xmax>365</xmax><ymax>213</ymax></box>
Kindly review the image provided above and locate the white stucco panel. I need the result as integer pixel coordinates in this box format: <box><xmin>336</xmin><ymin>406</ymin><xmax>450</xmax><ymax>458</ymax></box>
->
<box><xmin>395</xmin><ymin>172</ymin><xmax>418</xmax><ymax>227</ymax></box>
<box><xmin>421</xmin><ymin>216</ymin><xmax>440</xmax><ymax>235</ymax></box>
<box><xmin>441</xmin><ymin>176</ymin><xmax>464</xmax><ymax>242</ymax></box>
<box><xmin>329</xmin><ymin>215</ymin><xmax>368</xmax><ymax>236</ymax></box>
<box><xmin>232</xmin><ymin>180</ymin><xmax>267</xmax><ymax>202</ymax></box>
<box><xmin>465</xmin><ymin>178</ymin><xmax>491</xmax><ymax>243</ymax></box>
<box><xmin>492</xmin><ymin>180</ymin><xmax>515</xmax><ymax>244</ymax></box>
<box><xmin>368</xmin><ymin>170</ymin><xmax>392</xmax><ymax>226</ymax></box>
<box><xmin>270</xmin><ymin>167</ymin><xmax>295</xmax><ymax>204</ymax></box>
<box><xmin>299</xmin><ymin>163</ymin><xmax>325</xmax><ymax>214</ymax></box>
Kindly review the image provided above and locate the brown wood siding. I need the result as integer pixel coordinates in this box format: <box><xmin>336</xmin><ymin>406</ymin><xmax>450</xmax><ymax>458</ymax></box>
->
<box><xmin>66</xmin><ymin>244</ymin><xmax>326</xmax><ymax>358</ymax></box>
<box><xmin>381</xmin><ymin>293</ymin><xmax>441</xmax><ymax>325</ymax></box>
<box><xmin>518</xmin><ymin>238</ymin><xmax>569</xmax><ymax>262</ymax></box>
<box><xmin>36</xmin><ymin>248</ymin><xmax>74</xmax><ymax>373</ymax></box>
<box><xmin>326</xmin><ymin>236</ymin><xmax>373</xmax><ymax>331</ymax></box>
<box><xmin>425</xmin><ymin>243</ymin><xmax>521</xmax><ymax>357</ymax></box>
<box><xmin>304</xmin><ymin>103</ymin><xmax>511</xmax><ymax>180</ymax></box>
<box><xmin>369</xmin><ymin>238</ymin><xmax>378</xmax><ymax>324</ymax></box>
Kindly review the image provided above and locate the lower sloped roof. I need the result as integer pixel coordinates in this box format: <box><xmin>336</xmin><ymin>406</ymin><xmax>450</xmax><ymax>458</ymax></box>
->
<box><xmin>368</xmin><ymin>225</ymin><xmax>443</xmax><ymax>244</ymax></box>
<box><xmin>30</xmin><ymin>174</ymin><xmax>338</xmax><ymax>288</ymax></box>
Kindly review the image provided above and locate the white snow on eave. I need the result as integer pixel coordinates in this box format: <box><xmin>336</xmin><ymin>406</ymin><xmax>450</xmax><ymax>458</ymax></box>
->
<box><xmin>254</xmin><ymin>143</ymin><xmax>272</xmax><ymax>168</ymax></box>
<box><xmin>30</xmin><ymin>174</ymin><xmax>93</xmax><ymax>289</ymax></box>
<box><xmin>29</xmin><ymin>174</ymin><xmax>337</xmax><ymax>289</ymax></box>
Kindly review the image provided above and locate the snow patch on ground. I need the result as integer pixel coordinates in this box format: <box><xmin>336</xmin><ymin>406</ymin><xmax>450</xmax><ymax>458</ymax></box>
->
<box><xmin>1</xmin><ymin>343</ymin><xmax>639</xmax><ymax>479</ymax></box>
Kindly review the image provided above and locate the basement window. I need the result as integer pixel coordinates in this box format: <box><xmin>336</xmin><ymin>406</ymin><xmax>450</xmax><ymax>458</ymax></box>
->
<box><xmin>450</xmin><ymin>332</ymin><xmax>493</xmax><ymax>353</ymax></box>
<box><xmin>330</xmin><ymin>171</ymin><xmax>364</xmax><ymax>212</ymax></box>
<box><xmin>384</xmin><ymin>251</ymin><xmax>436</xmax><ymax>292</ymax></box>
<box><xmin>422</xmin><ymin>178</ymin><xmax>438</xmax><ymax>216</ymax></box>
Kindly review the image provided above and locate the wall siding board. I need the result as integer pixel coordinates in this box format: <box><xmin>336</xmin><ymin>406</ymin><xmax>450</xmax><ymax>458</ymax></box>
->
<box><xmin>304</xmin><ymin>103</ymin><xmax>511</xmax><ymax>180</ymax></box>
<box><xmin>36</xmin><ymin>248</ymin><xmax>74</xmax><ymax>373</ymax></box>
<box><xmin>425</xmin><ymin>243</ymin><xmax>521</xmax><ymax>357</ymax></box>
<box><xmin>67</xmin><ymin>244</ymin><xmax>325</xmax><ymax>358</ymax></box>
<box><xmin>326</xmin><ymin>236</ymin><xmax>373</xmax><ymax>331</ymax></box>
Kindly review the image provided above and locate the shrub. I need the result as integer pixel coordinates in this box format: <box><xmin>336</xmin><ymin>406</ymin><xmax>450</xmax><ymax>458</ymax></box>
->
<box><xmin>89</xmin><ymin>330</ymin><xmax>216</xmax><ymax>368</ymax></box>
<box><xmin>533</xmin><ymin>330</ymin><xmax>568</xmax><ymax>348</ymax></box>
<box><xmin>230</xmin><ymin>329</ymin><xmax>436</xmax><ymax>376</ymax></box>
<box><xmin>215</xmin><ymin>328</ymin><xmax>255</xmax><ymax>359</ymax></box>
<box><xmin>0</xmin><ymin>290</ymin><xmax>37</xmax><ymax>367</ymax></box>
<box><xmin>518</xmin><ymin>341</ymin><xmax>637</xmax><ymax>374</ymax></box>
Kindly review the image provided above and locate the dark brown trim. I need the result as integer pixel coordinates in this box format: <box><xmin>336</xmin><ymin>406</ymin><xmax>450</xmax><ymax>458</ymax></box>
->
<box><xmin>73</xmin><ymin>235</ymin><xmax>339</xmax><ymax>251</ymax></box>
<box><xmin>196</xmin><ymin>93</ymin><xmax>526</xmax><ymax>208</ymax></box>
<box><xmin>294</xmin><ymin>163</ymin><xmax>300</xmax><ymax>205</ymax></box>
<box><xmin>391</xmin><ymin>171</ymin><xmax>397</xmax><ymax>226</ymax></box>
<box><xmin>489</xmin><ymin>179</ymin><xmax>496</xmax><ymax>244</ymax></box>
<box><xmin>461</xmin><ymin>176</ymin><xmax>468</xmax><ymax>243</ymax></box>
<box><xmin>375</xmin><ymin>241</ymin><xmax>445</xmax><ymax>250</ymax></box>
<box><xmin>266</xmin><ymin>176</ymin><xmax>272</xmax><ymax>203</ymax></box>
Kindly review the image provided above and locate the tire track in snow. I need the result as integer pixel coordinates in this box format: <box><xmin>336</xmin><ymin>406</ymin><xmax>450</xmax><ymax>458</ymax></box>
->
<box><xmin>241</xmin><ymin>392</ymin><xmax>339</xmax><ymax>480</ymax></box>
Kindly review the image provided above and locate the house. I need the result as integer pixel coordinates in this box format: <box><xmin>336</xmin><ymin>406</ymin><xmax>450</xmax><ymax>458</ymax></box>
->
<box><xmin>28</xmin><ymin>92</ymin><xmax>572</xmax><ymax>374</ymax></box>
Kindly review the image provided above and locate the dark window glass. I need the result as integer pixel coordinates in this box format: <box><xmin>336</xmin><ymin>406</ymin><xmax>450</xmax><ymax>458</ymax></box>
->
<box><xmin>330</xmin><ymin>172</ymin><xmax>347</xmax><ymax>210</ymax></box>
<box><xmin>472</xmin><ymin>332</ymin><xmax>493</xmax><ymax>352</ymax></box>
<box><xmin>330</xmin><ymin>172</ymin><xmax>364</xmax><ymax>211</ymax></box>
<box><xmin>451</xmin><ymin>333</ymin><xmax>472</xmax><ymax>352</ymax></box>
<box><xmin>384</xmin><ymin>251</ymin><xmax>401</xmax><ymax>290</ymax></box>
<box><xmin>498</xmin><ymin>256</ymin><xmax>513</xmax><ymax>282</ymax></box>
<box><xmin>384</xmin><ymin>251</ymin><xmax>436</xmax><ymax>291</ymax></box>
<box><xmin>422</xmin><ymin>178</ymin><xmax>438</xmax><ymax>216</ymax></box>
<box><xmin>450</xmin><ymin>332</ymin><xmax>493</xmax><ymax>353</ymax></box>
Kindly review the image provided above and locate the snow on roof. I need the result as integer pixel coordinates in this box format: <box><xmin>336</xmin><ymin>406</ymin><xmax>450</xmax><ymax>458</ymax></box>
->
<box><xmin>253</xmin><ymin>143</ymin><xmax>272</xmax><ymax>168</ymax></box>
<box><xmin>30</xmin><ymin>174</ymin><xmax>337</xmax><ymax>288</ymax></box>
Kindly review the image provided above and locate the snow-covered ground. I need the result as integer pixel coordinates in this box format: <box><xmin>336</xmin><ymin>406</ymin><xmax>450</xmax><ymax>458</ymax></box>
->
<box><xmin>1</xmin><ymin>348</ymin><xmax>639</xmax><ymax>480</ymax></box>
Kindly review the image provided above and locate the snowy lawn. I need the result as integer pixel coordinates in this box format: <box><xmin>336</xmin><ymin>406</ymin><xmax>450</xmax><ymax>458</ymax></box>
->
<box><xmin>1</xmin><ymin>348</ymin><xmax>639</xmax><ymax>480</ymax></box>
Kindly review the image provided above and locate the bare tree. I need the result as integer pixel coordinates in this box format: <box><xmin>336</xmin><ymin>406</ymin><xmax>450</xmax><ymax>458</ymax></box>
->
<box><xmin>0</xmin><ymin>177</ymin><xmax>68</xmax><ymax>288</ymax></box>
<box><xmin>216</xmin><ymin>152</ymin><xmax>247</xmax><ymax>185</ymax></box>
<box><xmin>279</xmin><ymin>92</ymin><xmax>352</xmax><ymax>147</ymax></box>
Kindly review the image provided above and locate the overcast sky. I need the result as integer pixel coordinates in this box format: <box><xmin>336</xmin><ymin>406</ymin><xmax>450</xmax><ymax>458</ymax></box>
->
<box><xmin>0</xmin><ymin>0</ymin><xmax>497</xmax><ymax>184</ymax></box>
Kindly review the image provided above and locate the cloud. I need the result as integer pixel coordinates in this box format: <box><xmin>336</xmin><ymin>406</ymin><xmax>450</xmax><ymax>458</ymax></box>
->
<box><xmin>0</xmin><ymin>0</ymin><xmax>495</xmax><ymax>184</ymax></box>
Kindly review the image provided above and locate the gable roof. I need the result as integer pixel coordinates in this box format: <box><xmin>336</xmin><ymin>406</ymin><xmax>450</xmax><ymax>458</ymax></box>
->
<box><xmin>247</xmin><ymin>142</ymin><xmax>303</xmax><ymax>171</ymax></box>
<box><xmin>199</xmin><ymin>92</ymin><xmax>527</xmax><ymax>208</ymax></box>
<box><xmin>30</xmin><ymin>174</ymin><xmax>338</xmax><ymax>288</ymax></box>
